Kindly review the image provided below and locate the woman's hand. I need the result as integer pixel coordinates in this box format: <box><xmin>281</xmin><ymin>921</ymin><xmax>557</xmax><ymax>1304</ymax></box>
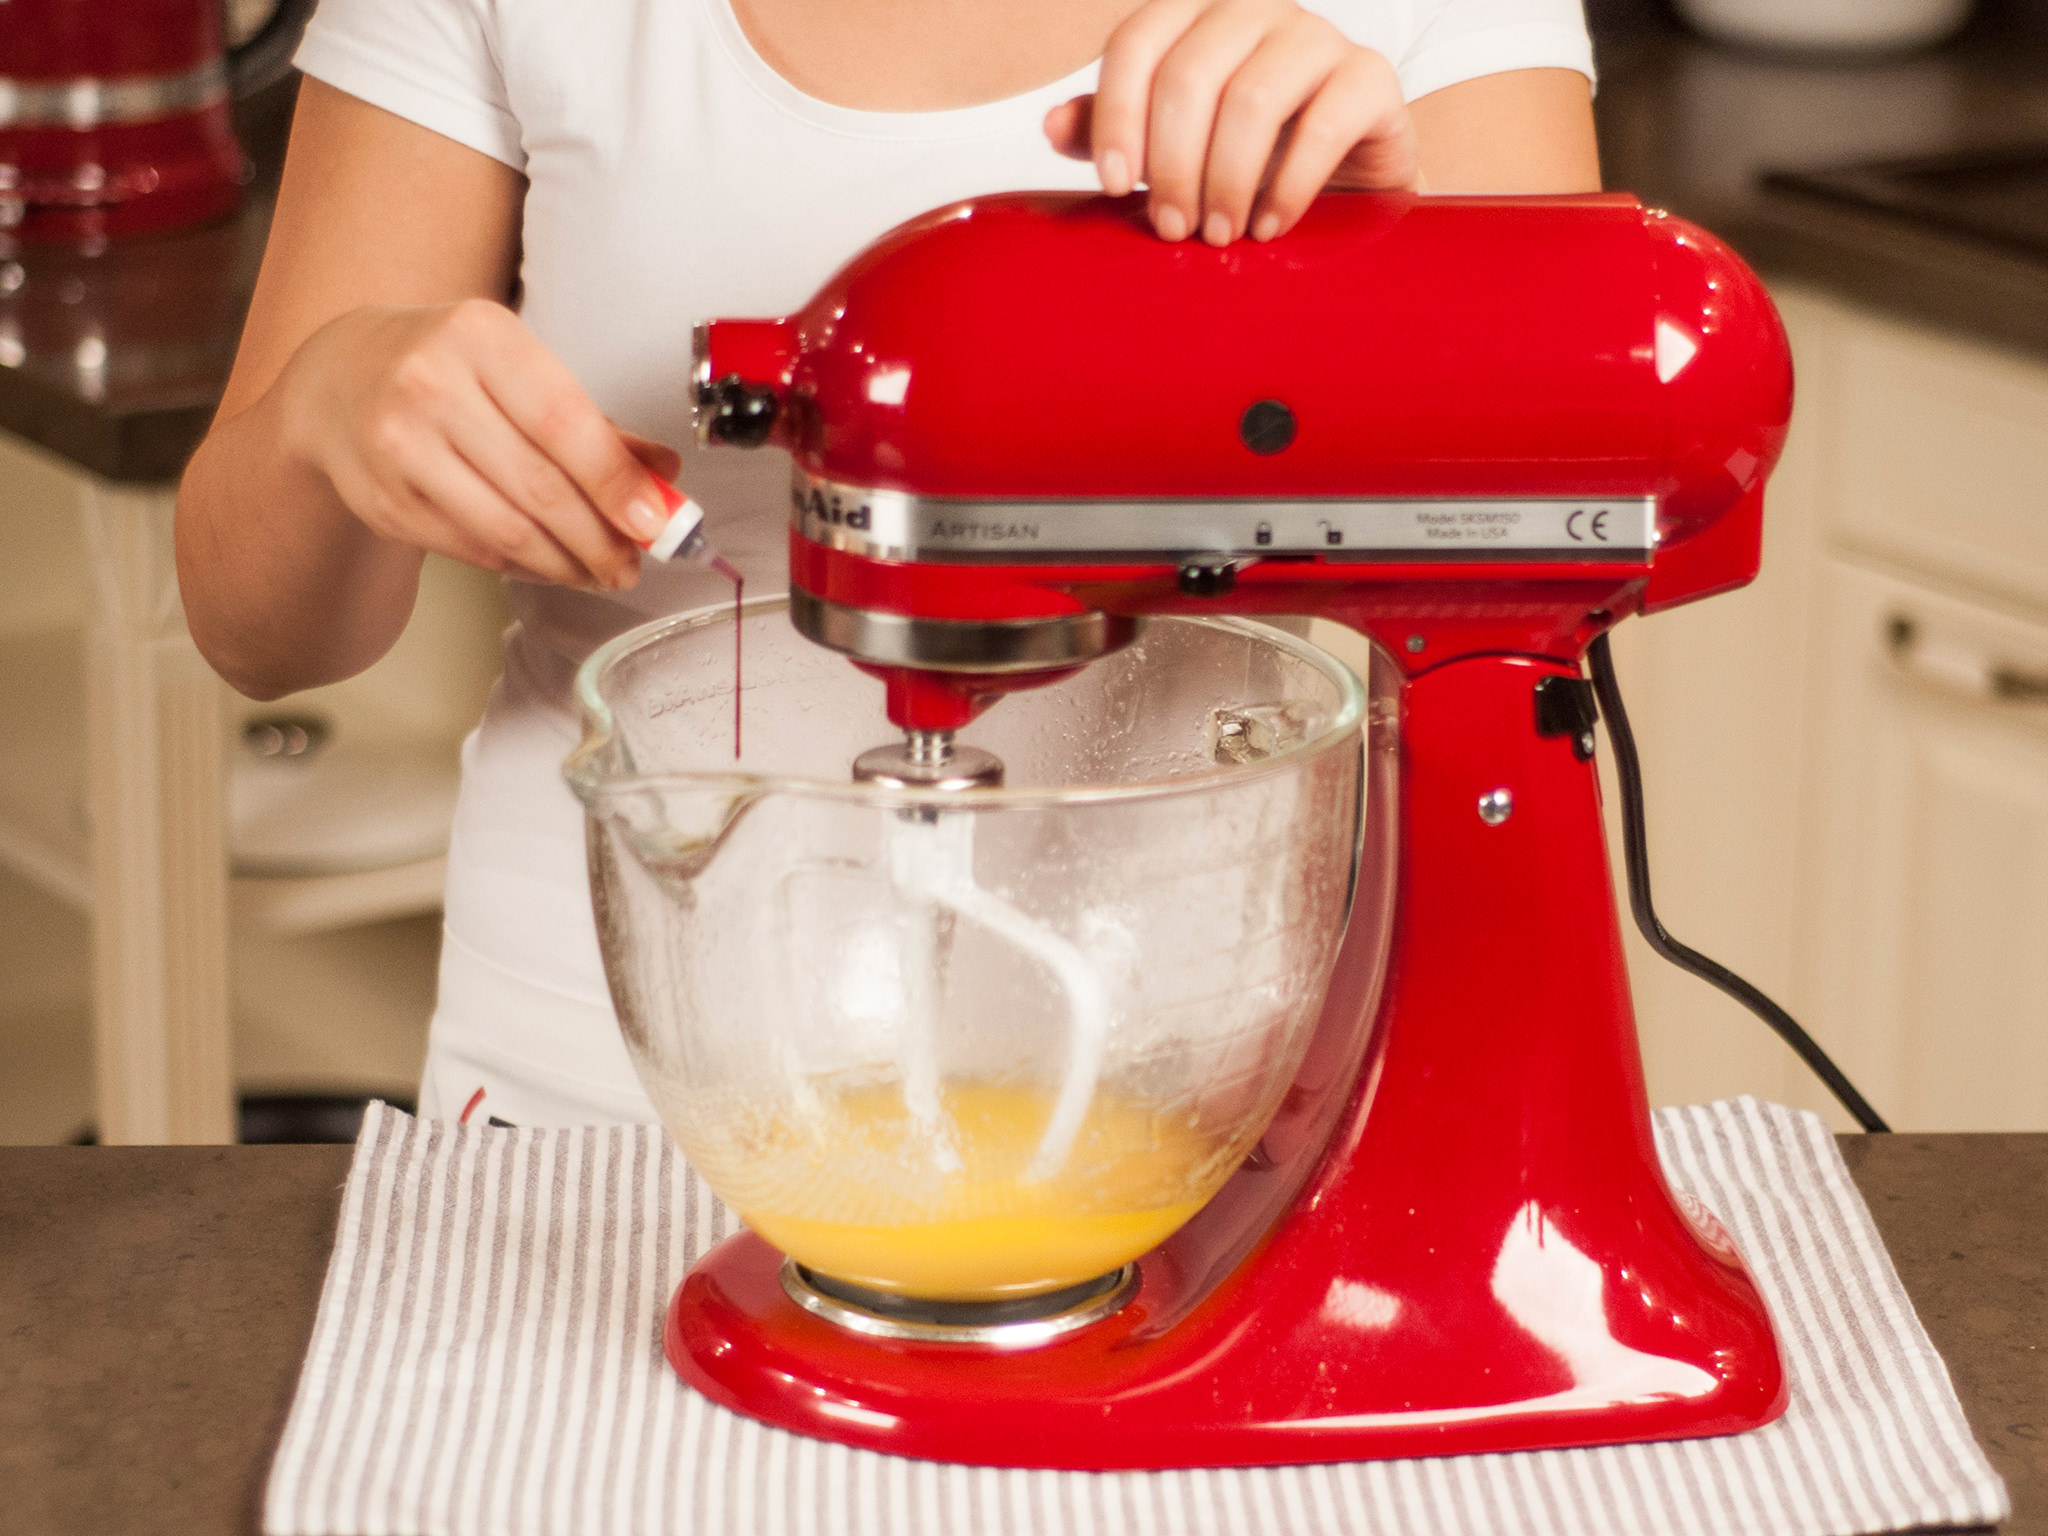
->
<box><xmin>1044</xmin><ymin>0</ymin><xmax>1418</xmax><ymax>247</ymax></box>
<box><xmin>280</xmin><ymin>298</ymin><xmax>680</xmax><ymax>593</ymax></box>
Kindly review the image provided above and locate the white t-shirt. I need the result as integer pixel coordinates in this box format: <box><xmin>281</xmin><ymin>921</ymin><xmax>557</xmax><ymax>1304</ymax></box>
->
<box><xmin>295</xmin><ymin>0</ymin><xmax>1595</xmax><ymax>1126</ymax></box>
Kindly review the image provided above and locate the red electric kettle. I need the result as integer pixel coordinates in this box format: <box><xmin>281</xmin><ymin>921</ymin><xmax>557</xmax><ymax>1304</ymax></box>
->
<box><xmin>0</xmin><ymin>0</ymin><xmax>315</xmax><ymax>244</ymax></box>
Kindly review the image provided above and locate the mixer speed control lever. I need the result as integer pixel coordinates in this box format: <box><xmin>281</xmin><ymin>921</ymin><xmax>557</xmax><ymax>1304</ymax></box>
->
<box><xmin>1534</xmin><ymin>675</ymin><xmax>1600</xmax><ymax>762</ymax></box>
<box><xmin>1177</xmin><ymin>557</ymin><xmax>1244</xmax><ymax>598</ymax></box>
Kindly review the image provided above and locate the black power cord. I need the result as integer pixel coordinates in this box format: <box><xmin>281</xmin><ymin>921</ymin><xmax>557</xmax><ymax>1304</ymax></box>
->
<box><xmin>1586</xmin><ymin>633</ymin><xmax>1891</xmax><ymax>1133</ymax></box>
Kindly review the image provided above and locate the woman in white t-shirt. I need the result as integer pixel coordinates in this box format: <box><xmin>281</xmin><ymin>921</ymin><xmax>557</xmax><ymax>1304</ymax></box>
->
<box><xmin>175</xmin><ymin>0</ymin><xmax>1600</xmax><ymax>1125</ymax></box>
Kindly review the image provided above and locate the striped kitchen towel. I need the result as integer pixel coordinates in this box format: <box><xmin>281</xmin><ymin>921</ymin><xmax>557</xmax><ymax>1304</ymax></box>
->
<box><xmin>264</xmin><ymin>1098</ymin><xmax>2009</xmax><ymax>1536</ymax></box>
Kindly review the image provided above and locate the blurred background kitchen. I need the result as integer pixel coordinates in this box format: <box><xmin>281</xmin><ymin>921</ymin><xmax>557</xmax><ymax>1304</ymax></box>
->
<box><xmin>2</xmin><ymin>0</ymin><xmax>2044</xmax><ymax>1144</ymax></box>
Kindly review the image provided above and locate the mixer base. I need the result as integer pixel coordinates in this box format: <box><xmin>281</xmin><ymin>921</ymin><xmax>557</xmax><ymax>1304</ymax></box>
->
<box><xmin>669</xmin><ymin>1212</ymin><xmax>1784</xmax><ymax>1469</ymax></box>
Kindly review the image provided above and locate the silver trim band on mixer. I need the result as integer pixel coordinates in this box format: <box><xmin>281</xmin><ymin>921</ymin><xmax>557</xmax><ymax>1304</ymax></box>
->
<box><xmin>793</xmin><ymin>469</ymin><xmax>1657</xmax><ymax>564</ymax></box>
<box><xmin>688</xmin><ymin>322</ymin><xmax>714</xmax><ymax>444</ymax></box>
<box><xmin>0</xmin><ymin>61</ymin><xmax>229</xmax><ymax>130</ymax></box>
<box><xmin>790</xmin><ymin>587</ymin><xmax>1142</xmax><ymax>673</ymax></box>
<box><xmin>781</xmin><ymin>1260</ymin><xmax>1138</xmax><ymax>1346</ymax></box>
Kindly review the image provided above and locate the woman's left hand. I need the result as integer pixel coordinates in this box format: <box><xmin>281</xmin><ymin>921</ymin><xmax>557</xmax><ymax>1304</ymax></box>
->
<box><xmin>1044</xmin><ymin>0</ymin><xmax>1418</xmax><ymax>247</ymax></box>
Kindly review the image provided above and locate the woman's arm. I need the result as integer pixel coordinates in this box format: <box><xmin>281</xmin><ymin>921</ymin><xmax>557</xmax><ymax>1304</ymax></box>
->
<box><xmin>1409</xmin><ymin>66</ymin><xmax>1599</xmax><ymax>193</ymax></box>
<box><xmin>177</xmin><ymin>80</ymin><xmax>672</xmax><ymax>700</ymax></box>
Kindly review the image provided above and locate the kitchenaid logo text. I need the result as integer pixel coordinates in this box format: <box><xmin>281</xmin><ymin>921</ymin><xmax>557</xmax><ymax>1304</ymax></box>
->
<box><xmin>795</xmin><ymin>485</ymin><xmax>872</xmax><ymax>531</ymax></box>
<box><xmin>794</xmin><ymin>483</ymin><xmax>1045</xmax><ymax>545</ymax></box>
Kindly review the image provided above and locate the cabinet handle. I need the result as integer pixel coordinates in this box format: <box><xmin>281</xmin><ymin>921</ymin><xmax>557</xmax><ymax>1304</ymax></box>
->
<box><xmin>1886</xmin><ymin>613</ymin><xmax>2048</xmax><ymax>704</ymax></box>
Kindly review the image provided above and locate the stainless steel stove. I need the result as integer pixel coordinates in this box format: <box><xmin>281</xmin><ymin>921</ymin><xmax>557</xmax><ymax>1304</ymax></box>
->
<box><xmin>1766</xmin><ymin>144</ymin><xmax>2048</xmax><ymax>263</ymax></box>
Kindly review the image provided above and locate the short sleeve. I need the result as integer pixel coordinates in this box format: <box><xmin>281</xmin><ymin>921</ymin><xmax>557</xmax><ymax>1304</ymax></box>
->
<box><xmin>294</xmin><ymin>0</ymin><xmax>525</xmax><ymax>169</ymax></box>
<box><xmin>1395</xmin><ymin>0</ymin><xmax>1596</xmax><ymax>102</ymax></box>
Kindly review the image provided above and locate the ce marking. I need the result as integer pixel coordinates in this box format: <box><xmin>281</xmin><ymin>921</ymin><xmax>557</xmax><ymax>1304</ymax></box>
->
<box><xmin>1565</xmin><ymin>507</ymin><xmax>1610</xmax><ymax>543</ymax></box>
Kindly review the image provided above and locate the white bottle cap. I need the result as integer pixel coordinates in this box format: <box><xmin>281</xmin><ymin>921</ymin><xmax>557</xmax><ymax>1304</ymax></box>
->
<box><xmin>643</xmin><ymin>488</ymin><xmax>707</xmax><ymax>562</ymax></box>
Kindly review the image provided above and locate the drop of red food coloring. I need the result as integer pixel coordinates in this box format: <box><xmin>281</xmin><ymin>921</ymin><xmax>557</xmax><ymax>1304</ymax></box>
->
<box><xmin>708</xmin><ymin>555</ymin><xmax>743</xmax><ymax>759</ymax></box>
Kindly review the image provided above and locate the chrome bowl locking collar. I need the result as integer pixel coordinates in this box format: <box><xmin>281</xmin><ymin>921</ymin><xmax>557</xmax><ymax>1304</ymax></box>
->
<box><xmin>789</xmin><ymin>588</ymin><xmax>1141</xmax><ymax>675</ymax></box>
<box><xmin>781</xmin><ymin>1260</ymin><xmax>1138</xmax><ymax>1347</ymax></box>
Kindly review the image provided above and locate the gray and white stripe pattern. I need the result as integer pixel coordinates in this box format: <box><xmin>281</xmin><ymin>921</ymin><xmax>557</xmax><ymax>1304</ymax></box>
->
<box><xmin>264</xmin><ymin>1098</ymin><xmax>2008</xmax><ymax>1536</ymax></box>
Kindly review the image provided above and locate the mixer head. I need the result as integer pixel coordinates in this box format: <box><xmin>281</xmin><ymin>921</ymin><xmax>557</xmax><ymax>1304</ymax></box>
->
<box><xmin>691</xmin><ymin>189</ymin><xmax>1792</xmax><ymax>748</ymax></box>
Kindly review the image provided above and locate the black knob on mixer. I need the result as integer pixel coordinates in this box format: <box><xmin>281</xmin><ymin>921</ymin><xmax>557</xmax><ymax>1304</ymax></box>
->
<box><xmin>1239</xmin><ymin>399</ymin><xmax>1296</xmax><ymax>455</ymax></box>
<box><xmin>700</xmin><ymin>375</ymin><xmax>780</xmax><ymax>447</ymax></box>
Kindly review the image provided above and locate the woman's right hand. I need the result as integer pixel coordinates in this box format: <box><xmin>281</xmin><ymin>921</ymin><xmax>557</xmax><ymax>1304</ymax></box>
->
<box><xmin>280</xmin><ymin>298</ymin><xmax>680</xmax><ymax>593</ymax></box>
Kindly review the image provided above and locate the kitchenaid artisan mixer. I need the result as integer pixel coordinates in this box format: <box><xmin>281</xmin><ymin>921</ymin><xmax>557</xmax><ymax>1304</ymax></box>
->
<box><xmin>573</xmin><ymin>189</ymin><xmax>1800</xmax><ymax>1468</ymax></box>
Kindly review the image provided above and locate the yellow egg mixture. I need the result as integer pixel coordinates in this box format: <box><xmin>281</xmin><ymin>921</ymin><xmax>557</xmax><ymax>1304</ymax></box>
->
<box><xmin>682</xmin><ymin>1082</ymin><xmax>1235</xmax><ymax>1300</ymax></box>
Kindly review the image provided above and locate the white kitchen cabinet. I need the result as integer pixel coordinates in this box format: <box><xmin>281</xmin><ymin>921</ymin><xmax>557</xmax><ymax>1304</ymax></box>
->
<box><xmin>1829</xmin><ymin>308</ymin><xmax>2048</xmax><ymax>613</ymax></box>
<box><xmin>0</xmin><ymin>428</ymin><xmax>505</xmax><ymax>1140</ymax></box>
<box><xmin>0</xmin><ymin>441</ymin><xmax>234</xmax><ymax>1142</ymax></box>
<box><xmin>1795</xmin><ymin>558</ymin><xmax>2048</xmax><ymax>1130</ymax></box>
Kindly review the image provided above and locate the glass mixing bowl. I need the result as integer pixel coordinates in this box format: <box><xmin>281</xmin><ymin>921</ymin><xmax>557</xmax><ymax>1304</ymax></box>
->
<box><xmin>566</xmin><ymin>600</ymin><xmax>1368</xmax><ymax>1303</ymax></box>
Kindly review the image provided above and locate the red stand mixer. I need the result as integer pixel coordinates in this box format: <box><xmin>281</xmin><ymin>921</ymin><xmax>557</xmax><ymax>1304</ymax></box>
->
<box><xmin>0</xmin><ymin>0</ymin><xmax>312</xmax><ymax>243</ymax></box>
<box><xmin>668</xmin><ymin>191</ymin><xmax>1795</xmax><ymax>1468</ymax></box>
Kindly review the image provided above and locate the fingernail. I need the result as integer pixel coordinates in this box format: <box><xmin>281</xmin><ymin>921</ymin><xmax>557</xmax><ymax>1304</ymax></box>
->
<box><xmin>1252</xmin><ymin>211</ymin><xmax>1281</xmax><ymax>242</ymax></box>
<box><xmin>1203</xmin><ymin>212</ymin><xmax>1231</xmax><ymax>247</ymax></box>
<box><xmin>625</xmin><ymin>498</ymin><xmax>666</xmax><ymax>541</ymax></box>
<box><xmin>1154</xmin><ymin>204</ymin><xmax>1188</xmax><ymax>242</ymax></box>
<box><xmin>1100</xmin><ymin>149</ymin><xmax>1131</xmax><ymax>197</ymax></box>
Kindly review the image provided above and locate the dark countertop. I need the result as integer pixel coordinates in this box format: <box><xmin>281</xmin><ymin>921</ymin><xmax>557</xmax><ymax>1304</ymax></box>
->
<box><xmin>1594</xmin><ymin>0</ymin><xmax>2048</xmax><ymax>356</ymax></box>
<box><xmin>0</xmin><ymin>80</ymin><xmax>293</xmax><ymax>485</ymax></box>
<box><xmin>1</xmin><ymin>1144</ymin><xmax>350</xmax><ymax>1536</ymax></box>
<box><xmin>0</xmin><ymin>1134</ymin><xmax>2042</xmax><ymax>1536</ymax></box>
<box><xmin>4</xmin><ymin>10</ymin><xmax>2048</xmax><ymax>485</ymax></box>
